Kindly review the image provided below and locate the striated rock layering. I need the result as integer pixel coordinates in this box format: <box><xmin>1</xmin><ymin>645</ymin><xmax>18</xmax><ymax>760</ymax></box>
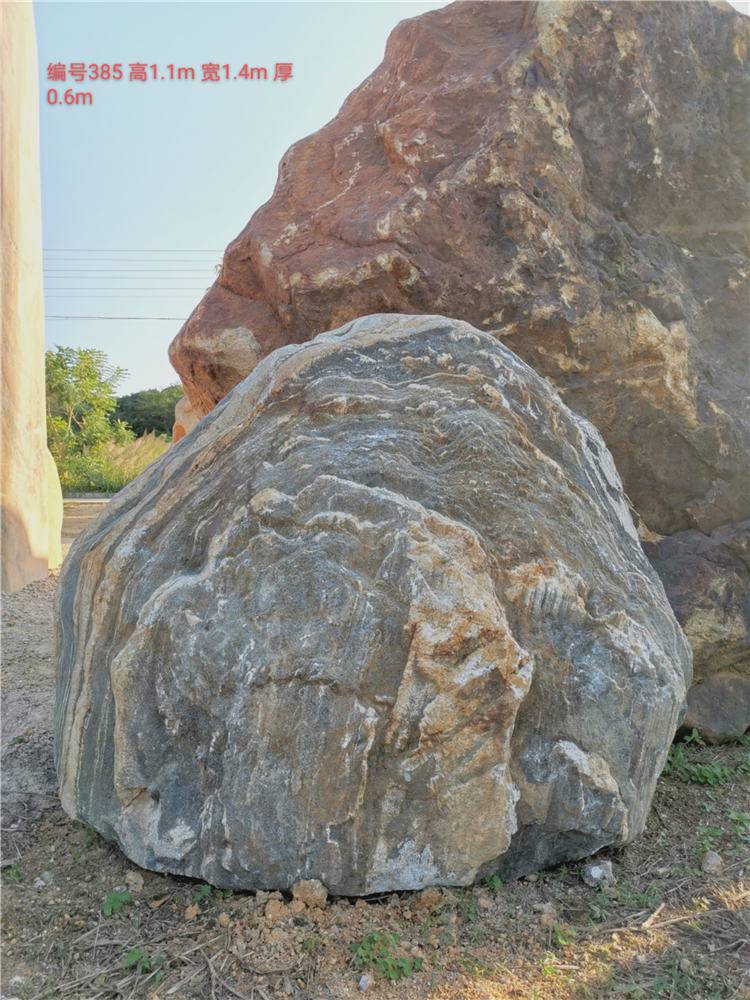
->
<box><xmin>168</xmin><ymin>0</ymin><xmax>750</xmax><ymax>541</ymax></box>
<box><xmin>646</xmin><ymin>522</ymin><xmax>750</xmax><ymax>743</ymax></box>
<box><xmin>56</xmin><ymin>315</ymin><xmax>691</xmax><ymax>892</ymax></box>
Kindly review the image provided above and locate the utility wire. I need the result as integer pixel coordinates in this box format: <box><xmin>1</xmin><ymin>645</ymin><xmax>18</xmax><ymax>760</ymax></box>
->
<box><xmin>45</xmin><ymin>294</ymin><xmax>206</xmax><ymax>297</ymax></box>
<box><xmin>47</xmin><ymin>314</ymin><xmax>187</xmax><ymax>320</ymax></box>
<box><xmin>45</xmin><ymin>287</ymin><xmax>209</xmax><ymax>291</ymax></box>
<box><xmin>44</xmin><ymin>262</ymin><xmax>218</xmax><ymax>266</ymax></box>
<box><xmin>44</xmin><ymin>269</ymin><xmax>216</xmax><ymax>273</ymax></box>
<box><xmin>43</xmin><ymin>248</ymin><xmax>223</xmax><ymax>253</ymax></box>
<box><xmin>45</xmin><ymin>296</ymin><xmax>204</xmax><ymax>299</ymax></box>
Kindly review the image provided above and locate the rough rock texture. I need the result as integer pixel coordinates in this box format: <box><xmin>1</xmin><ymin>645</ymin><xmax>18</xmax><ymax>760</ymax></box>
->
<box><xmin>56</xmin><ymin>315</ymin><xmax>691</xmax><ymax>892</ymax></box>
<box><xmin>168</xmin><ymin>0</ymin><xmax>750</xmax><ymax>541</ymax></box>
<box><xmin>167</xmin><ymin>0</ymin><xmax>749</xmax><ymax>741</ymax></box>
<box><xmin>1</xmin><ymin>3</ymin><xmax>63</xmax><ymax>592</ymax></box>
<box><xmin>45</xmin><ymin>451</ymin><xmax>63</xmax><ymax>572</ymax></box>
<box><xmin>645</xmin><ymin>522</ymin><xmax>750</xmax><ymax>742</ymax></box>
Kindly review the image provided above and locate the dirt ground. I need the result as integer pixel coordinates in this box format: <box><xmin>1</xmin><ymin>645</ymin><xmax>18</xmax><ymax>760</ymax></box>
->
<box><xmin>1</xmin><ymin>575</ymin><xmax>748</xmax><ymax>1000</ymax></box>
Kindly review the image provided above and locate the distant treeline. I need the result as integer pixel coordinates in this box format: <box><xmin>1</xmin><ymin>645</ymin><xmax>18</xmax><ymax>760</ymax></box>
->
<box><xmin>113</xmin><ymin>384</ymin><xmax>184</xmax><ymax>437</ymax></box>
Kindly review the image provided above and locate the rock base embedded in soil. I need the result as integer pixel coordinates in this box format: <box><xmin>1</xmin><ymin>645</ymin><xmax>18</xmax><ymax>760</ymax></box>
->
<box><xmin>55</xmin><ymin>314</ymin><xmax>691</xmax><ymax>893</ymax></box>
<box><xmin>645</xmin><ymin>521</ymin><xmax>750</xmax><ymax>743</ymax></box>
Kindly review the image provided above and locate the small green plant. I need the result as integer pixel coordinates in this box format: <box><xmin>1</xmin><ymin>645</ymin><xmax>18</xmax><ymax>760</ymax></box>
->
<box><xmin>702</xmin><ymin>789</ymin><xmax>719</xmax><ymax>813</ymax></box>
<box><xmin>351</xmin><ymin>931</ymin><xmax>423</xmax><ymax>982</ymax></box>
<box><xmin>729</xmin><ymin>810</ymin><xmax>750</xmax><ymax>842</ymax></box>
<box><xmin>684</xmin><ymin>728</ymin><xmax>706</xmax><ymax>747</ymax></box>
<box><xmin>192</xmin><ymin>883</ymin><xmax>213</xmax><ymax>903</ymax></box>
<box><xmin>3</xmin><ymin>864</ymin><xmax>22</xmax><ymax>883</ymax></box>
<box><xmin>454</xmin><ymin>889</ymin><xmax>479</xmax><ymax>924</ymax></box>
<box><xmin>663</xmin><ymin>744</ymin><xmax>750</xmax><ymax>785</ymax></box>
<box><xmin>302</xmin><ymin>934</ymin><xmax>321</xmax><ymax>954</ymax></box>
<box><xmin>607</xmin><ymin>884</ymin><xmax>659</xmax><ymax>909</ymax></box>
<box><xmin>552</xmin><ymin>924</ymin><xmax>576</xmax><ymax>949</ymax></box>
<box><xmin>588</xmin><ymin>896</ymin><xmax>610</xmax><ymax>923</ymax></box>
<box><xmin>697</xmin><ymin>825</ymin><xmax>723</xmax><ymax>853</ymax></box>
<box><xmin>123</xmin><ymin>946</ymin><xmax>165</xmax><ymax>977</ymax></box>
<box><xmin>102</xmin><ymin>889</ymin><xmax>133</xmax><ymax>916</ymax></box>
<box><xmin>539</xmin><ymin>953</ymin><xmax>562</xmax><ymax>980</ymax></box>
<box><xmin>484</xmin><ymin>873</ymin><xmax>503</xmax><ymax>893</ymax></box>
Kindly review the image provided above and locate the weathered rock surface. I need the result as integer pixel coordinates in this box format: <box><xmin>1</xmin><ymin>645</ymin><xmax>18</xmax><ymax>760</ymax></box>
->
<box><xmin>45</xmin><ymin>450</ymin><xmax>63</xmax><ymax>572</ymax></box>
<box><xmin>645</xmin><ymin>522</ymin><xmax>750</xmax><ymax>742</ymax></box>
<box><xmin>1</xmin><ymin>3</ymin><xmax>63</xmax><ymax>592</ymax></box>
<box><xmin>172</xmin><ymin>395</ymin><xmax>199</xmax><ymax>443</ymax></box>
<box><xmin>56</xmin><ymin>315</ymin><xmax>691</xmax><ymax>892</ymax></box>
<box><xmin>168</xmin><ymin>0</ymin><xmax>750</xmax><ymax>541</ymax></box>
<box><xmin>168</xmin><ymin>0</ymin><xmax>749</xmax><ymax>741</ymax></box>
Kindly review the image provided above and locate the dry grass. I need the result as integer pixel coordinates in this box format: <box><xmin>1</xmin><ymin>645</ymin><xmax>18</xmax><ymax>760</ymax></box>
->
<box><xmin>59</xmin><ymin>432</ymin><xmax>170</xmax><ymax>494</ymax></box>
<box><xmin>93</xmin><ymin>432</ymin><xmax>170</xmax><ymax>492</ymax></box>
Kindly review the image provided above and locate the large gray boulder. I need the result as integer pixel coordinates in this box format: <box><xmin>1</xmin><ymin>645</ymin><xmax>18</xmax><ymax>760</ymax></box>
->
<box><xmin>55</xmin><ymin>315</ymin><xmax>691</xmax><ymax>893</ymax></box>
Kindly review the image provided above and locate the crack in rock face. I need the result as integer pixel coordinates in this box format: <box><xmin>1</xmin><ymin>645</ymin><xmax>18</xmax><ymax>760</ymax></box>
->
<box><xmin>55</xmin><ymin>315</ymin><xmax>691</xmax><ymax>893</ymax></box>
<box><xmin>168</xmin><ymin>0</ymin><xmax>750</xmax><ymax>542</ymax></box>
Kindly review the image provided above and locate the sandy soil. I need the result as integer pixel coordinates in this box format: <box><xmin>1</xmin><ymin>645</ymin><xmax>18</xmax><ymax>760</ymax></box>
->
<box><xmin>1</xmin><ymin>577</ymin><xmax>749</xmax><ymax>1000</ymax></box>
<box><xmin>2</xmin><ymin>575</ymin><xmax>59</xmax><ymax>836</ymax></box>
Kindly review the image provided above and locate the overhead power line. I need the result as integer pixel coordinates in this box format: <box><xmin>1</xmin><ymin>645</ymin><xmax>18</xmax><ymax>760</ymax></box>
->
<box><xmin>45</xmin><ymin>287</ymin><xmax>208</xmax><ymax>291</ymax></box>
<box><xmin>43</xmin><ymin>248</ymin><xmax>223</xmax><ymax>253</ymax></box>
<box><xmin>47</xmin><ymin>314</ymin><xmax>187</xmax><ymax>320</ymax></box>
<box><xmin>41</xmin><ymin>258</ymin><xmax>220</xmax><ymax>264</ymax></box>
<box><xmin>44</xmin><ymin>269</ymin><xmax>216</xmax><ymax>273</ymax></box>
<box><xmin>46</xmin><ymin>295</ymin><xmax>205</xmax><ymax>298</ymax></box>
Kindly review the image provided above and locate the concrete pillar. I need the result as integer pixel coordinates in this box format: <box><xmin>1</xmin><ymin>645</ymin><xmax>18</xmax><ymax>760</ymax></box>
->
<box><xmin>1</xmin><ymin>2</ymin><xmax>63</xmax><ymax>593</ymax></box>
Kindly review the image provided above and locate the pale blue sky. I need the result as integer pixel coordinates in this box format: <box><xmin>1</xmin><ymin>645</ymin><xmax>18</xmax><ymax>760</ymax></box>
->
<box><xmin>36</xmin><ymin>1</ymin><xmax>749</xmax><ymax>394</ymax></box>
<box><xmin>35</xmin><ymin>2</ymin><xmax>447</xmax><ymax>393</ymax></box>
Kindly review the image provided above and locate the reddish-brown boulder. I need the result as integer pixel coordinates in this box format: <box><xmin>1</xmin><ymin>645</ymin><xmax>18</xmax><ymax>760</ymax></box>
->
<box><xmin>169</xmin><ymin>0</ymin><xmax>749</xmax><ymax>539</ymax></box>
<box><xmin>645</xmin><ymin>521</ymin><xmax>750</xmax><ymax>743</ymax></box>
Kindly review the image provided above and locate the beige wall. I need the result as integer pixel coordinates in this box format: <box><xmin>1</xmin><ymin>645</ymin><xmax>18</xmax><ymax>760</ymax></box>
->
<box><xmin>1</xmin><ymin>2</ymin><xmax>63</xmax><ymax>593</ymax></box>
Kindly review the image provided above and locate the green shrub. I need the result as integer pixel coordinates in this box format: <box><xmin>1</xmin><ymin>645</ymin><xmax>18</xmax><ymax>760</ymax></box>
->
<box><xmin>663</xmin><ymin>743</ymin><xmax>750</xmax><ymax>785</ymax></box>
<box><xmin>46</xmin><ymin>346</ymin><xmax>171</xmax><ymax>494</ymax></box>
<box><xmin>102</xmin><ymin>888</ymin><xmax>132</xmax><ymax>916</ymax></box>
<box><xmin>351</xmin><ymin>931</ymin><xmax>423</xmax><ymax>982</ymax></box>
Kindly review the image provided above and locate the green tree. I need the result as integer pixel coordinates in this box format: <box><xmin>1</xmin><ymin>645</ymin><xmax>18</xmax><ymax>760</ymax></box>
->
<box><xmin>113</xmin><ymin>384</ymin><xmax>183</xmax><ymax>437</ymax></box>
<box><xmin>46</xmin><ymin>347</ymin><xmax>134</xmax><ymax>489</ymax></box>
<box><xmin>46</xmin><ymin>347</ymin><xmax>129</xmax><ymax>445</ymax></box>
